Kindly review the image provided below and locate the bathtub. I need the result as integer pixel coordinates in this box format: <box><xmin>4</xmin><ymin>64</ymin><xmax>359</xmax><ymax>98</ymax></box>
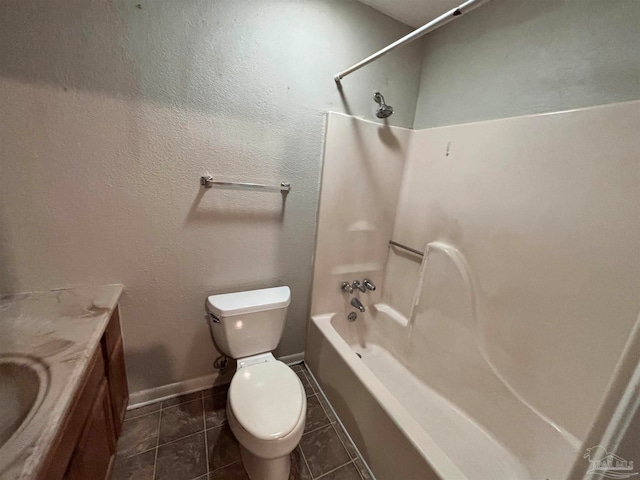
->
<box><xmin>305</xmin><ymin>304</ymin><xmax>578</xmax><ymax>480</ymax></box>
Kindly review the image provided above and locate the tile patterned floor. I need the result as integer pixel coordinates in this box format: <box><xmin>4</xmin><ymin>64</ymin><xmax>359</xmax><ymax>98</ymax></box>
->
<box><xmin>111</xmin><ymin>363</ymin><xmax>374</xmax><ymax>480</ymax></box>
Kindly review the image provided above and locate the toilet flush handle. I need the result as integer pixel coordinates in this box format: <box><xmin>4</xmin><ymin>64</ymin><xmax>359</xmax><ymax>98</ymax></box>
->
<box><xmin>209</xmin><ymin>313</ymin><xmax>221</xmax><ymax>323</ymax></box>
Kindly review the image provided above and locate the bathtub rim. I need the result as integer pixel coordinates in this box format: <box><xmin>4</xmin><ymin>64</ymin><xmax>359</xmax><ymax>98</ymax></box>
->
<box><xmin>310</xmin><ymin>312</ymin><xmax>468</xmax><ymax>480</ymax></box>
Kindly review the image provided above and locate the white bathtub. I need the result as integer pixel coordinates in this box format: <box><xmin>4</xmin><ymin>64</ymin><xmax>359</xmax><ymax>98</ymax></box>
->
<box><xmin>305</xmin><ymin>304</ymin><xmax>578</xmax><ymax>480</ymax></box>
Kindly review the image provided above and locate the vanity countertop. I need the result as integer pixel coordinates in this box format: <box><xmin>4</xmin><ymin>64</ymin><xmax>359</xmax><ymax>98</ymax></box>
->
<box><xmin>0</xmin><ymin>284</ymin><xmax>123</xmax><ymax>480</ymax></box>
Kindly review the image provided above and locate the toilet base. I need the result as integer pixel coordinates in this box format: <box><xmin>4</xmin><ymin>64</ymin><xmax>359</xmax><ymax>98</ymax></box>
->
<box><xmin>240</xmin><ymin>444</ymin><xmax>290</xmax><ymax>480</ymax></box>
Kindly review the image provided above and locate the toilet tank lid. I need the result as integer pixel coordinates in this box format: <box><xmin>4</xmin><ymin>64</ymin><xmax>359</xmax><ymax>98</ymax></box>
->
<box><xmin>206</xmin><ymin>286</ymin><xmax>291</xmax><ymax>317</ymax></box>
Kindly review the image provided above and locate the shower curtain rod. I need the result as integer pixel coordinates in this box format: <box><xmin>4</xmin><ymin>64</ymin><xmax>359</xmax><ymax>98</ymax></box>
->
<box><xmin>334</xmin><ymin>0</ymin><xmax>491</xmax><ymax>85</ymax></box>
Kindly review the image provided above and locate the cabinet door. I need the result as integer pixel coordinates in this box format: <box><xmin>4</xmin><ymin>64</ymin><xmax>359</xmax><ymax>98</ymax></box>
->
<box><xmin>108</xmin><ymin>337</ymin><xmax>129</xmax><ymax>437</ymax></box>
<box><xmin>39</xmin><ymin>347</ymin><xmax>105</xmax><ymax>480</ymax></box>
<box><xmin>64</xmin><ymin>379</ymin><xmax>116</xmax><ymax>480</ymax></box>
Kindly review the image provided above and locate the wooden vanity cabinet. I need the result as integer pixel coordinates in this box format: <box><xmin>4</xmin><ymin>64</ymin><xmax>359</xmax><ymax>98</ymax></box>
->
<box><xmin>63</xmin><ymin>379</ymin><xmax>116</xmax><ymax>480</ymax></box>
<box><xmin>102</xmin><ymin>307</ymin><xmax>129</xmax><ymax>437</ymax></box>
<box><xmin>41</xmin><ymin>307</ymin><xmax>129</xmax><ymax>480</ymax></box>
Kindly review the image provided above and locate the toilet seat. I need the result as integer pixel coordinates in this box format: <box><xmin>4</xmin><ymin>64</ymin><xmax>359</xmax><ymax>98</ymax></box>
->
<box><xmin>228</xmin><ymin>360</ymin><xmax>305</xmax><ymax>441</ymax></box>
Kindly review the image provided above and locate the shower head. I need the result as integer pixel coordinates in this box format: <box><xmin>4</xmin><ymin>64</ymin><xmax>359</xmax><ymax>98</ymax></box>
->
<box><xmin>373</xmin><ymin>92</ymin><xmax>394</xmax><ymax>119</ymax></box>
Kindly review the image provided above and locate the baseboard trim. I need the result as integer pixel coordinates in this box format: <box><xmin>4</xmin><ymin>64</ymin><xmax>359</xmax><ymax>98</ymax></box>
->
<box><xmin>128</xmin><ymin>372</ymin><xmax>220</xmax><ymax>409</ymax></box>
<box><xmin>279</xmin><ymin>351</ymin><xmax>305</xmax><ymax>366</ymax></box>
<box><xmin>128</xmin><ymin>351</ymin><xmax>305</xmax><ymax>409</ymax></box>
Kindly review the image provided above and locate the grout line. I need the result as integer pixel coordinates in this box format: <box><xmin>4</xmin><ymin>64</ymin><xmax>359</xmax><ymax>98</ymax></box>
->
<box><xmin>159</xmin><ymin>390</ymin><xmax>206</xmax><ymax>410</ymax></box>
<box><xmin>156</xmin><ymin>429</ymin><xmax>207</xmax><ymax>449</ymax></box>
<box><xmin>330</xmin><ymin>423</ymin><xmax>353</xmax><ymax>456</ymax></box>
<box><xmin>317</xmin><ymin>395</ymin><xmax>335</xmax><ymax>421</ymax></box>
<box><xmin>299</xmin><ymin>368</ymin><xmax>317</xmax><ymax>394</ymax></box>
<box><xmin>151</xmin><ymin>408</ymin><xmax>162</xmax><ymax>480</ymax></box>
<box><xmin>161</xmin><ymin>397</ymin><xmax>204</xmax><ymax>412</ymax></box>
<box><xmin>314</xmin><ymin>459</ymin><xmax>355</xmax><ymax>479</ymax></box>
<box><xmin>202</xmin><ymin>396</ymin><xmax>210</xmax><ymax>476</ymax></box>
<box><xmin>298</xmin><ymin>446</ymin><xmax>314</xmax><ymax>480</ymax></box>
<box><xmin>204</xmin><ymin>421</ymin><xmax>228</xmax><ymax>433</ymax></box>
<box><xmin>155</xmin><ymin>402</ymin><xmax>207</xmax><ymax>448</ymax></box>
<box><xmin>353</xmin><ymin>458</ymin><xmax>369</xmax><ymax>480</ymax></box>
<box><xmin>302</xmin><ymin>421</ymin><xmax>332</xmax><ymax>438</ymax></box>
<box><xmin>124</xmin><ymin>403</ymin><xmax>162</xmax><ymax>422</ymax></box>
<box><xmin>210</xmin><ymin>459</ymin><xmax>243</xmax><ymax>473</ymax></box>
<box><xmin>118</xmin><ymin>444</ymin><xmax>157</xmax><ymax>459</ymax></box>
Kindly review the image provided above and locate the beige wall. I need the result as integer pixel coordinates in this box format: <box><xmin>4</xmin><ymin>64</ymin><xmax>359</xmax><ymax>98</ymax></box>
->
<box><xmin>414</xmin><ymin>0</ymin><xmax>640</xmax><ymax>128</ymax></box>
<box><xmin>0</xmin><ymin>0</ymin><xmax>425</xmax><ymax>394</ymax></box>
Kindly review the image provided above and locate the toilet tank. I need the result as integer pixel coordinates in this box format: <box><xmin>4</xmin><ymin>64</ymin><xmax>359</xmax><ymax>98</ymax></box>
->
<box><xmin>206</xmin><ymin>286</ymin><xmax>291</xmax><ymax>359</ymax></box>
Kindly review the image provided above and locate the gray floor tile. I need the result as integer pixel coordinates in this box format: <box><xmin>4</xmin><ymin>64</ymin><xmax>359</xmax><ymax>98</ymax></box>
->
<box><xmin>117</xmin><ymin>411</ymin><xmax>160</xmax><ymax>457</ymax></box>
<box><xmin>295</xmin><ymin>370</ymin><xmax>315</xmax><ymax>397</ymax></box>
<box><xmin>110</xmin><ymin>449</ymin><xmax>155</xmax><ymax>480</ymax></box>
<box><xmin>113</xmin><ymin>363</ymin><xmax>373</xmax><ymax>480</ymax></box>
<box><xmin>289</xmin><ymin>446</ymin><xmax>312</xmax><ymax>480</ymax></box>
<box><xmin>159</xmin><ymin>399</ymin><xmax>205</xmax><ymax>444</ymax></box>
<box><xmin>155</xmin><ymin>432</ymin><xmax>207</xmax><ymax>480</ymax></box>
<box><xmin>316</xmin><ymin>394</ymin><xmax>338</xmax><ymax>423</ymax></box>
<box><xmin>207</xmin><ymin>424</ymin><xmax>241</xmax><ymax>470</ymax></box>
<box><xmin>300</xmin><ymin>424</ymin><xmax>351</xmax><ymax>478</ymax></box>
<box><xmin>162</xmin><ymin>391</ymin><xmax>203</xmax><ymax>408</ymax></box>
<box><xmin>209</xmin><ymin>461</ymin><xmax>249</xmax><ymax>480</ymax></box>
<box><xmin>125</xmin><ymin>402</ymin><xmax>161</xmax><ymax>420</ymax></box>
<box><xmin>204</xmin><ymin>384</ymin><xmax>230</xmax><ymax>398</ymax></box>
<box><xmin>204</xmin><ymin>393</ymin><xmax>227</xmax><ymax>429</ymax></box>
<box><xmin>304</xmin><ymin>395</ymin><xmax>330</xmax><ymax>433</ymax></box>
<box><xmin>318</xmin><ymin>462</ymin><xmax>361</xmax><ymax>480</ymax></box>
<box><xmin>332</xmin><ymin>424</ymin><xmax>357</xmax><ymax>459</ymax></box>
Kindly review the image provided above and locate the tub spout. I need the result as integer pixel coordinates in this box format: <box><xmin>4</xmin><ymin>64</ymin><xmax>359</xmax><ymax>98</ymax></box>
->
<box><xmin>350</xmin><ymin>298</ymin><xmax>365</xmax><ymax>312</ymax></box>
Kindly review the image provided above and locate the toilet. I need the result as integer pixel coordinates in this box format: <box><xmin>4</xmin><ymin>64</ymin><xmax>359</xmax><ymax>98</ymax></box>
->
<box><xmin>206</xmin><ymin>286</ymin><xmax>306</xmax><ymax>480</ymax></box>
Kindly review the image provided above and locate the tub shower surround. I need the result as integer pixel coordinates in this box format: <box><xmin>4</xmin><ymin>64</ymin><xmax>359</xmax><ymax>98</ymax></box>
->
<box><xmin>306</xmin><ymin>102</ymin><xmax>640</xmax><ymax>479</ymax></box>
<box><xmin>0</xmin><ymin>285</ymin><xmax>124</xmax><ymax>479</ymax></box>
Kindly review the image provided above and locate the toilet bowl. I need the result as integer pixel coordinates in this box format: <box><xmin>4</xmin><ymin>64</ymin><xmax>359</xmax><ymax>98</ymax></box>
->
<box><xmin>227</xmin><ymin>357</ymin><xmax>306</xmax><ymax>479</ymax></box>
<box><xmin>206</xmin><ymin>287</ymin><xmax>306</xmax><ymax>480</ymax></box>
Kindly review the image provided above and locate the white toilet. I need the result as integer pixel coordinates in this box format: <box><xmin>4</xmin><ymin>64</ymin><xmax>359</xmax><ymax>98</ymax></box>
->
<box><xmin>206</xmin><ymin>286</ymin><xmax>306</xmax><ymax>480</ymax></box>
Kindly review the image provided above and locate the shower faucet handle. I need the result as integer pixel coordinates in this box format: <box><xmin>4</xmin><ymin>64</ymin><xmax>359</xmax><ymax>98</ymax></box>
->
<box><xmin>363</xmin><ymin>279</ymin><xmax>376</xmax><ymax>291</ymax></box>
<box><xmin>341</xmin><ymin>282</ymin><xmax>354</xmax><ymax>294</ymax></box>
<box><xmin>352</xmin><ymin>280</ymin><xmax>367</xmax><ymax>293</ymax></box>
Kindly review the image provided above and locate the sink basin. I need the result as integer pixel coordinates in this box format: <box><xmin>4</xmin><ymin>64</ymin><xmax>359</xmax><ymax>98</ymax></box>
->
<box><xmin>0</xmin><ymin>358</ymin><xmax>43</xmax><ymax>447</ymax></box>
<box><xmin>0</xmin><ymin>355</ymin><xmax>49</xmax><ymax>454</ymax></box>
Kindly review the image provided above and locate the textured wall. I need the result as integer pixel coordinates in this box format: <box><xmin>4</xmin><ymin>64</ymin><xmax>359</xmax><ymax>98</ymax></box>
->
<box><xmin>414</xmin><ymin>0</ymin><xmax>640</xmax><ymax>128</ymax></box>
<box><xmin>0</xmin><ymin>0</ymin><xmax>424</xmax><ymax>394</ymax></box>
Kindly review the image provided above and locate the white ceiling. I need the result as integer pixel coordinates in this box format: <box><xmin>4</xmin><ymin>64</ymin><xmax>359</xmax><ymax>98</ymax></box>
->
<box><xmin>358</xmin><ymin>0</ymin><xmax>463</xmax><ymax>28</ymax></box>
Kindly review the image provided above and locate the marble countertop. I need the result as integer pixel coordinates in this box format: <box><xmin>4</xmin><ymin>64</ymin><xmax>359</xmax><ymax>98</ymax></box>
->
<box><xmin>0</xmin><ymin>284</ymin><xmax>123</xmax><ymax>480</ymax></box>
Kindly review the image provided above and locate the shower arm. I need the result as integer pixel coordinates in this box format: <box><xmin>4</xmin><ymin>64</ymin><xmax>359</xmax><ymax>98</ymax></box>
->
<box><xmin>333</xmin><ymin>0</ymin><xmax>491</xmax><ymax>85</ymax></box>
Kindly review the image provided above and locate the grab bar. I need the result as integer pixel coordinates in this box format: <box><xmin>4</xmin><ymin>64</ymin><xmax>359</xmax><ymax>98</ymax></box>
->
<box><xmin>388</xmin><ymin>240</ymin><xmax>424</xmax><ymax>257</ymax></box>
<box><xmin>200</xmin><ymin>176</ymin><xmax>291</xmax><ymax>192</ymax></box>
